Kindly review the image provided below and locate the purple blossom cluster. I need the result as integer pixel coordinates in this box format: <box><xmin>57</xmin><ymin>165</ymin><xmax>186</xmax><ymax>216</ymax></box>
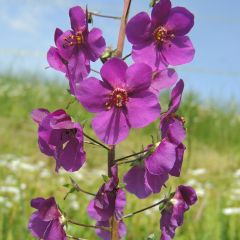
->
<box><xmin>29</xmin><ymin>1</ymin><xmax>198</xmax><ymax>240</ymax></box>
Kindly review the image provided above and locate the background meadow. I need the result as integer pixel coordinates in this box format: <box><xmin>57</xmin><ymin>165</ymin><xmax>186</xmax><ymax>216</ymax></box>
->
<box><xmin>1</xmin><ymin>0</ymin><xmax>240</xmax><ymax>239</ymax></box>
<box><xmin>0</xmin><ymin>75</ymin><xmax>240</xmax><ymax>239</ymax></box>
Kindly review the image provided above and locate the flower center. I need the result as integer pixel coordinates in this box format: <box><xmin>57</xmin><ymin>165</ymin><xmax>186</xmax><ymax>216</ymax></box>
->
<box><xmin>105</xmin><ymin>88</ymin><xmax>128</xmax><ymax>110</ymax></box>
<box><xmin>63</xmin><ymin>31</ymin><xmax>84</xmax><ymax>48</ymax></box>
<box><xmin>153</xmin><ymin>26</ymin><xmax>175</xmax><ymax>44</ymax></box>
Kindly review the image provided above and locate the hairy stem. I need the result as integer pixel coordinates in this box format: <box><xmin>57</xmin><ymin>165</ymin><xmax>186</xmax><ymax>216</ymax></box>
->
<box><xmin>90</xmin><ymin>12</ymin><xmax>121</xmax><ymax>20</ymax></box>
<box><xmin>115</xmin><ymin>0</ymin><xmax>132</xmax><ymax>57</ymax></box>
<box><xmin>122</xmin><ymin>198</ymin><xmax>168</xmax><ymax>219</ymax></box>
<box><xmin>107</xmin><ymin>145</ymin><xmax>119</xmax><ymax>240</ymax></box>
<box><xmin>83</xmin><ymin>133</ymin><xmax>110</xmax><ymax>150</ymax></box>
<box><xmin>68</xmin><ymin>220</ymin><xmax>110</xmax><ymax>231</ymax></box>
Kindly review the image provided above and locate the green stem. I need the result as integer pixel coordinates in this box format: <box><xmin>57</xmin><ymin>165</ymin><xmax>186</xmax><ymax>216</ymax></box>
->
<box><xmin>68</xmin><ymin>220</ymin><xmax>110</xmax><ymax>231</ymax></box>
<box><xmin>114</xmin><ymin>149</ymin><xmax>148</xmax><ymax>163</ymax></box>
<box><xmin>122</xmin><ymin>198</ymin><xmax>168</xmax><ymax>219</ymax></box>
<box><xmin>83</xmin><ymin>133</ymin><xmax>109</xmax><ymax>150</ymax></box>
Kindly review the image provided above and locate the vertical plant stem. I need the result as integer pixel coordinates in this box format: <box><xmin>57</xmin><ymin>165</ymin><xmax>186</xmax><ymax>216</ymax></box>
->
<box><xmin>115</xmin><ymin>0</ymin><xmax>132</xmax><ymax>57</ymax></box>
<box><xmin>108</xmin><ymin>145</ymin><xmax>118</xmax><ymax>240</ymax></box>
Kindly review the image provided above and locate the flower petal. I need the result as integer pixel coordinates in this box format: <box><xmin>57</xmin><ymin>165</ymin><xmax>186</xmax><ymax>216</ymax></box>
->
<box><xmin>76</xmin><ymin>77</ymin><xmax>110</xmax><ymax>113</ymax></box>
<box><xmin>115</xmin><ymin>189</ymin><xmax>126</xmax><ymax>220</ymax></box>
<box><xmin>168</xmin><ymin>119</ymin><xmax>186</xmax><ymax>144</ymax></box>
<box><xmin>54</xmin><ymin>28</ymin><xmax>63</xmax><ymax>45</ymax></box>
<box><xmin>178</xmin><ymin>185</ymin><xmax>198</xmax><ymax>205</ymax></box>
<box><xmin>162</xmin><ymin>36</ymin><xmax>195</xmax><ymax>65</ymax></box>
<box><xmin>145</xmin><ymin>169</ymin><xmax>168</xmax><ymax>194</ymax></box>
<box><xmin>145</xmin><ymin>139</ymin><xmax>176</xmax><ymax>175</ymax></box>
<box><xmin>100</xmin><ymin>58</ymin><xmax>127</xmax><ymax>89</ymax></box>
<box><xmin>151</xmin><ymin>0</ymin><xmax>171</xmax><ymax>27</ymax></box>
<box><xmin>169</xmin><ymin>79</ymin><xmax>184</xmax><ymax>114</ymax></box>
<box><xmin>92</xmin><ymin>108</ymin><xmax>130</xmax><ymax>145</ymax></box>
<box><xmin>132</xmin><ymin>42</ymin><xmax>167</xmax><ymax>71</ymax></box>
<box><xmin>127</xmin><ymin>91</ymin><xmax>160</xmax><ymax>128</ymax></box>
<box><xmin>123</xmin><ymin>165</ymin><xmax>152</xmax><ymax>199</ymax></box>
<box><xmin>88</xmin><ymin>199</ymin><xmax>114</xmax><ymax>221</ymax></box>
<box><xmin>69</xmin><ymin>6</ymin><xmax>86</xmax><ymax>32</ymax></box>
<box><xmin>165</xmin><ymin>7</ymin><xmax>194</xmax><ymax>36</ymax></box>
<box><xmin>126</xmin><ymin>12</ymin><xmax>152</xmax><ymax>45</ymax></box>
<box><xmin>67</xmin><ymin>50</ymin><xmax>90</xmax><ymax>82</ymax></box>
<box><xmin>59</xmin><ymin>138</ymin><xmax>86</xmax><ymax>172</ymax></box>
<box><xmin>28</xmin><ymin>213</ymin><xmax>50</xmax><ymax>239</ymax></box>
<box><xmin>125</xmin><ymin>63</ymin><xmax>152</xmax><ymax>93</ymax></box>
<box><xmin>38</xmin><ymin>137</ymin><xmax>55</xmax><ymax>156</ymax></box>
<box><xmin>47</xmin><ymin>47</ymin><xmax>67</xmax><ymax>73</ymax></box>
<box><xmin>151</xmin><ymin>68</ymin><xmax>178</xmax><ymax>95</ymax></box>
<box><xmin>56</xmin><ymin>30</ymin><xmax>75</xmax><ymax>60</ymax></box>
<box><xmin>169</xmin><ymin>143</ymin><xmax>185</xmax><ymax>177</ymax></box>
<box><xmin>46</xmin><ymin>220</ymin><xmax>66</xmax><ymax>240</ymax></box>
<box><xmin>85</xmin><ymin>28</ymin><xmax>106</xmax><ymax>61</ymax></box>
<box><xmin>31</xmin><ymin>108</ymin><xmax>49</xmax><ymax>124</ymax></box>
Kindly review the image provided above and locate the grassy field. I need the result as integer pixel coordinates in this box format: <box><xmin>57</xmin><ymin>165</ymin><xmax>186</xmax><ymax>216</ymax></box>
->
<box><xmin>0</xmin><ymin>74</ymin><xmax>240</xmax><ymax>240</ymax></box>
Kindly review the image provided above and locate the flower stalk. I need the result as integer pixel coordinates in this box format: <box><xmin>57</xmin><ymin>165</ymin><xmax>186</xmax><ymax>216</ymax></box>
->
<box><xmin>89</xmin><ymin>11</ymin><xmax>121</xmax><ymax>20</ymax></box>
<box><xmin>83</xmin><ymin>132</ymin><xmax>110</xmax><ymax>150</ymax></box>
<box><xmin>115</xmin><ymin>0</ymin><xmax>132</xmax><ymax>57</ymax></box>
<box><xmin>107</xmin><ymin>145</ymin><xmax>119</xmax><ymax>240</ymax></box>
<box><xmin>114</xmin><ymin>149</ymin><xmax>148</xmax><ymax>163</ymax></box>
<box><xmin>122</xmin><ymin>198</ymin><xmax>169</xmax><ymax>219</ymax></box>
<box><xmin>68</xmin><ymin>219</ymin><xmax>111</xmax><ymax>231</ymax></box>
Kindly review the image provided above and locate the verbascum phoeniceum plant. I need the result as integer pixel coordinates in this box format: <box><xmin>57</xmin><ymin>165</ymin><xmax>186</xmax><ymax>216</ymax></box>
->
<box><xmin>28</xmin><ymin>0</ymin><xmax>198</xmax><ymax>239</ymax></box>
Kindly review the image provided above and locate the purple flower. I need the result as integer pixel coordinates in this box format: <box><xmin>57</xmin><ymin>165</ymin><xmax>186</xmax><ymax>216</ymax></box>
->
<box><xmin>31</xmin><ymin>108</ymin><xmax>86</xmax><ymax>172</ymax></box>
<box><xmin>123</xmin><ymin>139</ymin><xmax>177</xmax><ymax>199</ymax></box>
<box><xmin>88</xmin><ymin>166</ymin><xmax>126</xmax><ymax>221</ymax></box>
<box><xmin>56</xmin><ymin>6</ymin><xmax>106</xmax><ymax>83</ymax></box>
<box><xmin>47</xmin><ymin>28</ymin><xmax>68</xmax><ymax>74</ymax></box>
<box><xmin>151</xmin><ymin>68</ymin><xmax>178</xmax><ymax>95</ymax></box>
<box><xmin>96</xmin><ymin>220</ymin><xmax>127</xmax><ymax>240</ymax></box>
<box><xmin>77</xmin><ymin>57</ymin><xmax>161</xmax><ymax>145</ymax></box>
<box><xmin>126</xmin><ymin>0</ymin><xmax>195</xmax><ymax>70</ymax></box>
<box><xmin>28</xmin><ymin>197</ymin><xmax>67</xmax><ymax>240</ymax></box>
<box><xmin>161</xmin><ymin>80</ymin><xmax>186</xmax><ymax>177</ymax></box>
<box><xmin>160</xmin><ymin>185</ymin><xmax>197</xmax><ymax>240</ymax></box>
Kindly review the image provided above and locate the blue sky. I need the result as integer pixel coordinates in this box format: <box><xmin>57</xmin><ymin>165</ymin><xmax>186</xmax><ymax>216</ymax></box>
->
<box><xmin>1</xmin><ymin>0</ymin><xmax>240</xmax><ymax>102</ymax></box>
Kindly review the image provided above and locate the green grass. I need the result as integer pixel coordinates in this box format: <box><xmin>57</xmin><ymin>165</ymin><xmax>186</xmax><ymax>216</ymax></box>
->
<box><xmin>0</xmin><ymin>74</ymin><xmax>240</xmax><ymax>239</ymax></box>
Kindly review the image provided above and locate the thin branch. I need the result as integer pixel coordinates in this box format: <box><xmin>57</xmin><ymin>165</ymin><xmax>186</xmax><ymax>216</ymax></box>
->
<box><xmin>83</xmin><ymin>133</ymin><xmax>110</xmax><ymax>150</ymax></box>
<box><xmin>66</xmin><ymin>98</ymin><xmax>76</xmax><ymax>109</ymax></box>
<box><xmin>84</xmin><ymin>140</ymin><xmax>102</xmax><ymax>147</ymax></box>
<box><xmin>67</xmin><ymin>235</ymin><xmax>87</xmax><ymax>240</ymax></box>
<box><xmin>90</xmin><ymin>68</ymin><xmax>100</xmax><ymax>74</ymax></box>
<box><xmin>68</xmin><ymin>220</ymin><xmax>111</xmax><ymax>231</ymax></box>
<box><xmin>122</xmin><ymin>198</ymin><xmax>168</xmax><ymax>219</ymax></box>
<box><xmin>122</xmin><ymin>53</ymin><xmax>131</xmax><ymax>60</ymax></box>
<box><xmin>70</xmin><ymin>177</ymin><xmax>96</xmax><ymax>196</ymax></box>
<box><xmin>89</xmin><ymin>11</ymin><xmax>121</xmax><ymax>20</ymax></box>
<box><xmin>115</xmin><ymin>0</ymin><xmax>132</xmax><ymax>57</ymax></box>
<box><xmin>116</xmin><ymin>159</ymin><xmax>137</xmax><ymax>166</ymax></box>
<box><xmin>114</xmin><ymin>149</ymin><xmax>148</xmax><ymax>163</ymax></box>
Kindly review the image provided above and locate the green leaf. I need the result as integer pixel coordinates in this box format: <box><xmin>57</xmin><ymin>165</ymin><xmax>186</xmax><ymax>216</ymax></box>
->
<box><xmin>63</xmin><ymin>183</ymin><xmax>70</xmax><ymax>188</ymax></box>
<box><xmin>102</xmin><ymin>174</ymin><xmax>110</xmax><ymax>183</ymax></box>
